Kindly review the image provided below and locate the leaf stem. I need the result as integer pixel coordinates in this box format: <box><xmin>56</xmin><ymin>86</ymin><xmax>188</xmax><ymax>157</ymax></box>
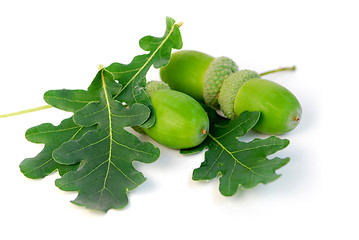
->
<box><xmin>0</xmin><ymin>105</ymin><xmax>53</xmax><ymax>118</ymax></box>
<box><xmin>259</xmin><ymin>66</ymin><xmax>296</xmax><ymax>76</ymax></box>
<box><xmin>176</xmin><ymin>21</ymin><xmax>184</xmax><ymax>27</ymax></box>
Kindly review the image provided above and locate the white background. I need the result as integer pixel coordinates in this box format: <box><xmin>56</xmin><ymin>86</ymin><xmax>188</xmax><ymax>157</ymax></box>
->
<box><xmin>1</xmin><ymin>0</ymin><xmax>358</xmax><ymax>239</ymax></box>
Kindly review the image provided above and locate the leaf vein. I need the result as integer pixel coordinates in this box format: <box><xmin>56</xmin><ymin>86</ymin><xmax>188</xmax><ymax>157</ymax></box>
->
<box><xmin>203</xmin><ymin>148</ymin><xmax>224</xmax><ymax>178</ymax></box>
<box><xmin>110</xmin><ymin>161</ymin><xmax>138</xmax><ymax>185</ymax></box>
<box><xmin>112</xmin><ymin>138</ymin><xmax>157</xmax><ymax>157</ymax></box>
<box><xmin>231</xmin><ymin>143</ymin><xmax>282</xmax><ymax>154</ymax></box>
<box><xmin>27</xmin><ymin>125</ymin><xmax>81</xmax><ymax>137</ymax></box>
<box><xmin>208</xmin><ymin>133</ymin><xmax>268</xmax><ymax>179</ymax></box>
<box><xmin>61</xmin><ymin>135</ymin><xmax>109</xmax><ymax>157</ymax></box>
<box><xmin>215</xmin><ymin>118</ymin><xmax>253</xmax><ymax>140</ymax></box>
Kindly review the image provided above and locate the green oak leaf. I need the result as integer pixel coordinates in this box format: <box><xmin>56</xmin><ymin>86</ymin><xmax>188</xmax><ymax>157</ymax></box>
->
<box><xmin>20</xmin><ymin>89</ymin><xmax>99</xmax><ymax>179</ymax></box>
<box><xmin>20</xmin><ymin>118</ymin><xmax>96</xmax><ymax>179</ymax></box>
<box><xmin>182</xmin><ymin>110</ymin><xmax>290</xmax><ymax>196</ymax></box>
<box><xmin>53</xmin><ymin>69</ymin><xmax>160</xmax><ymax>212</ymax></box>
<box><xmin>106</xmin><ymin>16</ymin><xmax>183</xmax><ymax>128</ymax></box>
<box><xmin>44</xmin><ymin>89</ymin><xmax>99</xmax><ymax>112</ymax></box>
<box><xmin>20</xmin><ymin>16</ymin><xmax>181</xmax><ymax>180</ymax></box>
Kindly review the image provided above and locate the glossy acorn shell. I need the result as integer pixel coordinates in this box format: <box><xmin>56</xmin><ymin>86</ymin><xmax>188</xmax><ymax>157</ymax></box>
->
<box><xmin>142</xmin><ymin>89</ymin><xmax>209</xmax><ymax>149</ymax></box>
<box><xmin>160</xmin><ymin>50</ymin><xmax>214</xmax><ymax>102</ymax></box>
<box><xmin>234</xmin><ymin>78</ymin><xmax>302</xmax><ymax>134</ymax></box>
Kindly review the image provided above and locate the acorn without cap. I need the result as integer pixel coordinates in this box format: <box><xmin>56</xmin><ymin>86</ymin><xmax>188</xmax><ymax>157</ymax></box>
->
<box><xmin>160</xmin><ymin>50</ymin><xmax>302</xmax><ymax>135</ymax></box>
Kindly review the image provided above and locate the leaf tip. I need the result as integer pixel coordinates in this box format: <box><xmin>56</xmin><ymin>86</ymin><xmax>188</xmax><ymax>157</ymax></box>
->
<box><xmin>282</xmin><ymin>157</ymin><xmax>290</xmax><ymax>165</ymax></box>
<box><xmin>98</xmin><ymin>64</ymin><xmax>104</xmax><ymax>71</ymax></box>
<box><xmin>283</xmin><ymin>138</ymin><xmax>290</xmax><ymax>148</ymax></box>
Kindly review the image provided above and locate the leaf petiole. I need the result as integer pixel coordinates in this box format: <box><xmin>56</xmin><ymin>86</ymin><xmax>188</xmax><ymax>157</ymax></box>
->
<box><xmin>0</xmin><ymin>64</ymin><xmax>107</xmax><ymax>119</ymax></box>
<box><xmin>0</xmin><ymin>105</ymin><xmax>52</xmax><ymax>118</ymax></box>
<box><xmin>176</xmin><ymin>21</ymin><xmax>184</xmax><ymax>27</ymax></box>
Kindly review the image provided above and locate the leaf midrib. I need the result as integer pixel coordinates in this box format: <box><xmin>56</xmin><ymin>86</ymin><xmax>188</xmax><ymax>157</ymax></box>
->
<box><xmin>23</xmin><ymin>125</ymin><xmax>84</xmax><ymax>176</ymax></box>
<box><xmin>208</xmin><ymin>133</ymin><xmax>269</xmax><ymax>180</ymax></box>
<box><xmin>208</xmin><ymin>133</ymin><xmax>254</xmax><ymax>173</ymax></box>
<box><xmin>99</xmin><ymin>69</ymin><xmax>114</xmax><ymax>206</ymax></box>
<box><xmin>97</xmin><ymin>69</ymin><xmax>141</xmax><ymax>208</ymax></box>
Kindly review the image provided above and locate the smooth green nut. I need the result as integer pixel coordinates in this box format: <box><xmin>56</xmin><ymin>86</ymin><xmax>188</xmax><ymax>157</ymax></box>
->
<box><xmin>142</xmin><ymin>89</ymin><xmax>209</xmax><ymax>149</ymax></box>
<box><xmin>160</xmin><ymin>50</ymin><xmax>238</xmax><ymax>106</ymax></box>
<box><xmin>234</xmin><ymin>78</ymin><xmax>302</xmax><ymax>134</ymax></box>
<box><xmin>160</xmin><ymin>50</ymin><xmax>214</xmax><ymax>101</ymax></box>
<box><xmin>218</xmin><ymin>70</ymin><xmax>260</xmax><ymax>119</ymax></box>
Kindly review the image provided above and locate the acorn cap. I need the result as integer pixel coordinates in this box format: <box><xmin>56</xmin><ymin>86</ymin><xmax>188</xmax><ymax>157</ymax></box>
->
<box><xmin>218</xmin><ymin>70</ymin><xmax>260</xmax><ymax>119</ymax></box>
<box><xmin>145</xmin><ymin>80</ymin><xmax>170</xmax><ymax>95</ymax></box>
<box><xmin>203</xmin><ymin>57</ymin><xmax>238</xmax><ymax>107</ymax></box>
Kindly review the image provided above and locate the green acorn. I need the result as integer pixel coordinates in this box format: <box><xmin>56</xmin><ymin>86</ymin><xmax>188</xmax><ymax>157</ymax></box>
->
<box><xmin>160</xmin><ymin>50</ymin><xmax>302</xmax><ymax>135</ymax></box>
<box><xmin>141</xmin><ymin>81</ymin><xmax>209</xmax><ymax>149</ymax></box>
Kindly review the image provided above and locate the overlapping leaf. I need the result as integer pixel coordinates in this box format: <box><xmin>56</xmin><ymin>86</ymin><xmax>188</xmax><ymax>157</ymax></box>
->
<box><xmin>20</xmin><ymin>16</ymin><xmax>182</xmax><ymax>184</ymax></box>
<box><xmin>44</xmin><ymin>89</ymin><xmax>99</xmax><ymax>113</ymax></box>
<box><xmin>20</xmin><ymin>118</ymin><xmax>95</xmax><ymax>179</ymax></box>
<box><xmin>106</xmin><ymin>16</ymin><xmax>183</xmax><ymax>127</ymax></box>
<box><xmin>182</xmin><ymin>110</ymin><xmax>290</xmax><ymax>196</ymax></box>
<box><xmin>20</xmin><ymin>90</ymin><xmax>99</xmax><ymax>179</ymax></box>
<box><xmin>53</xmin><ymin>69</ymin><xmax>160</xmax><ymax>212</ymax></box>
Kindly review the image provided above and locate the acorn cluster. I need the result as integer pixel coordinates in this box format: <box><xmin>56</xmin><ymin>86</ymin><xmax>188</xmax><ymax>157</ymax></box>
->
<box><xmin>141</xmin><ymin>50</ymin><xmax>302</xmax><ymax>149</ymax></box>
